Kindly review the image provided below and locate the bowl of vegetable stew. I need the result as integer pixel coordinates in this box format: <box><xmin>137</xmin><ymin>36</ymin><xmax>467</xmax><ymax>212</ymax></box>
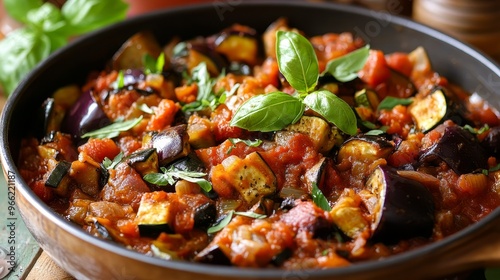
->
<box><xmin>2</xmin><ymin>1</ymin><xmax>500</xmax><ymax>279</ymax></box>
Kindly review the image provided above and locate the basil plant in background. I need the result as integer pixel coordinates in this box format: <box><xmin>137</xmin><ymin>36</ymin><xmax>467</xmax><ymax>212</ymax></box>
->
<box><xmin>0</xmin><ymin>0</ymin><xmax>129</xmax><ymax>96</ymax></box>
<box><xmin>230</xmin><ymin>30</ymin><xmax>370</xmax><ymax>136</ymax></box>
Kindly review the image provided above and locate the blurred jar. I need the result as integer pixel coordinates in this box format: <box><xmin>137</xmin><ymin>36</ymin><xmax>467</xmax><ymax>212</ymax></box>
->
<box><xmin>413</xmin><ymin>0</ymin><xmax>500</xmax><ymax>61</ymax></box>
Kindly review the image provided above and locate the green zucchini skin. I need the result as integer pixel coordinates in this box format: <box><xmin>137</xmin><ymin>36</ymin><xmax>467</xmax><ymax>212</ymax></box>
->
<box><xmin>45</xmin><ymin>161</ymin><xmax>72</xmax><ymax>188</ymax></box>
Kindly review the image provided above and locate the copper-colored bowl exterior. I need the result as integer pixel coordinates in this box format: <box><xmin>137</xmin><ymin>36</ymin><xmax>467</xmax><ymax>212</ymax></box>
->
<box><xmin>2</xmin><ymin>2</ymin><xmax>500</xmax><ymax>279</ymax></box>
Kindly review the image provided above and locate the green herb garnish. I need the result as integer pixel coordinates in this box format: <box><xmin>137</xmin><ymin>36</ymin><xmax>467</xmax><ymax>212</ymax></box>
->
<box><xmin>234</xmin><ymin>211</ymin><xmax>267</xmax><ymax>219</ymax></box>
<box><xmin>0</xmin><ymin>0</ymin><xmax>128</xmax><ymax>95</ymax></box>
<box><xmin>81</xmin><ymin>116</ymin><xmax>143</xmax><ymax>139</ymax></box>
<box><xmin>321</xmin><ymin>45</ymin><xmax>370</xmax><ymax>82</ymax></box>
<box><xmin>143</xmin><ymin>53</ymin><xmax>165</xmax><ymax>74</ymax></box>
<box><xmin>102</xmin><ymin>152</ymin><xmax>124</xmax><ymax>170</ymax></box>
<box><xmin>227</xmin><ymin>138</ymin><xmax>263</xmax><ymax>154</ymax></box>
<box><xmin>230</xmin><ymin>31</ymin><xmax>361</xmax><ymax>136</ymax></box>
<box><xmin>207</xmin><ymin>211</ymin><xmax>234</xmax><ymax>234</ymax></box>
<box><xmin>143</xmin><ymin>166</ymin><xmax>212</xmax><ymax>193</ymax></box>
<box><xmin>311</xmin><ymin>182</ymin><xmax>331</xmax><ymax>211</ymax></box>
<box><xmin>138</xmin><ymin>103</ymin><xmax>154</xmax><ymax>114</ymax></box>
<box><xmin>377</xmin><ymin>97</ymin><xmax>413</xmax><ymax>111</ymax></box>
<box><xmin>181</xmin><ymin>62</ymin><xmax>223</xmax><ymax>112</ymax></box>
<box><xmin>463</xmin><ymin>124</ymin><xmax>490</xmax><ymax>135</ymax></box>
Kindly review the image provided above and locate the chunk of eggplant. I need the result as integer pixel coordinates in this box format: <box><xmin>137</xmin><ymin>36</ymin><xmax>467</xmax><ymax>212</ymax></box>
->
<box><xmin>37</xmin><ymin>98</ymin><xmax>66</xmax><ymax>138</ymax></box>
<box><xmin>152</xmin><ymin>124</ymin><xmax>190</xmax><ymax>166</ymax></box>
<box><xmin>195</xmin><ymin>245</ymin><xmax>232</xmax><ymax>266</ymax></box>
<box><xmin>62</xmin><ymin>90</ymin><xmax>111</xmax><ymax>139</ymax></box>
<box><xmin>213</xmin><ymin>152</ymin><xmax>276</xmax><ymax>205</ymax></box>
<box><xmin>482</xmin><ymin>126</ymin><xmax>500</xmax><ymax>157</ymax></box>
<box><xmin>211</xmin><ymin>24</ymin><xmax>259</xmax><ymax>66</ymax></box>
<box><xmin>127</xmin><ymin>148</ymin><xmax>159</xmax><ymax>177</ymax></box>
<box><xmin>186</xmin><ymin>40</ymin><xmax>227</xmax><ymax>76</ymax></box>
<box><xmin>366</xmin><ymin>165</ymin><xmax>435</xmax><ymax>243</ymax></box>
<box><xmin>193</xmin><ymin>202</ymin><xmax>217</xmax><ymax>229</ymax></box>
<box><xmin>337</xmin><ymin>135</ymin><xmax>394</xmax><ymax>164</ymax></box>
<box><xmin>282</xmin><ymin>116</ymin><xmax>344</xmax><ymax>153</ymax></box>
<box><xmin>419</xmin><ymin>125</ymin><xmax>488</xmax><ymax>174</ymax></box>
<box><xmin>135</xmin><ymin>192</ymin><xmax>175</xmax><ymax>238</ymax></box>
<box><xmin>112</xmin><ymin>31</ymin><xmax>162</xmax><ymax>70</ymax></box>
<box><xmin>329</xmin><ymin>189</ymin><xmax>369</xmax><ymax>239</ymax></box>
<box><xmin>304</xmin><ymin>157</ymin><xmax>329</xmax><ymax>192</ymax></box>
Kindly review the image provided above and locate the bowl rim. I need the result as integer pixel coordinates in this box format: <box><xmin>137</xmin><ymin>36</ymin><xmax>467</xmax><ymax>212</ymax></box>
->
<box><xmin>1</xmin><ymin>1</ymin><xmax>500</xmax><ymax>278</ymax></box>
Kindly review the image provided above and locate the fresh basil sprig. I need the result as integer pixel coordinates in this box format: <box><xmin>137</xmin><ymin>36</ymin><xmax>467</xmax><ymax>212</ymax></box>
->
<box><xmin>143</xmin><ymin>166</ymin><xmax>212</xmax><ymax>193</ymax></box>
<box><xmin>143</xmin><ymin>53</ymin><xmax>165</xmax><ymax>74</ymax></box>
<box><xmin>276</xmin><ymin>30</ymin><xmax>319</xmax><ymax>93</ymax></box>
<box><xmin>311</xmin><ymin>182</ymin><xmax>331</xmax><ymax>211</ymax></box>
<box><xmin>231</xmin><ymin>31</ymin><xmax>361</xmax><ymax>136</ymax></box>
<box><xmin>231</xmin><ymin>92</ymin><xmax>305</xmax><ymax>132</ymax></box>
<box><xmin>206</xmin><ymin>210</ymin><xmax>266</xmax><ymax>234</ymax></box>
<box><xmin>0</xmin><ymin>0</ymin><xmax>128</xmax><ymax>95</ymax></box>
<box><xmin>102</xmin><ymin>152</ymin><xmax>124</xmax><ymax>170</ymax></box>
<box><xmin>377</xmin><ymin>96</ymin><xmax>413</xmax><ymax>111</ymax></box>
<box><xmin>227</xmin><ymin>138</ymin><xmax>263</xmax><ymax>154</ymax></box>
<box><xmin>81</xmin><ymin>116</ymin><xmax>143</xmax><ymax>139</ymax></box>
<box><xmin>321</xmin><ymin>45</ymin><xmax>370</xmax><ymax>82</ymax></box>
<box><xmin>181</xmin><ymin>62</ymin><xmax>225</xmax><ymax>113</ymax></box>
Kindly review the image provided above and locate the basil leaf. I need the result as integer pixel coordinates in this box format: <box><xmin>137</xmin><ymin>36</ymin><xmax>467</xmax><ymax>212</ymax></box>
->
<box><xmin>311</xmin><ymin>182</ymin><xmax>331</xmax><ymax>211</ymax></box>
<box><xmin>182</xmin><ymin>62</ymin><xmax>222</xmax><ymax>113</ymax></box>
<box><xmin>81</xmin><ymin>116</ymin><xmax>143</xmax><ymax>139</ymax></box>
<box><xmin>303</xmin><ymin>90</ymin><xmax>357</xmax><ymax>135</ymax></box>
<box><xmin>321</xmin><ymin>45</ymin><xmax>370</xmax><ymax>82</ymax></box>
<box><xmin>234</xmin><ymin>211</ymin><xmax>266</xmax><ymax>219</ymax></box>
<box><xmin>143</xmin><ymin>166</ymin><xmax>212</xmax><ymax>192</ymax></box>
<box><xmin>276</xmin><ymin>30</ymin><xmax>318</xmax><ymax>93</ymax></box>
<box><xmin>3</xmin><ymin>0</ymin><xmax>43</xmax><ymax>24</ymax></box>
<box><xmin>102</xmin><ymin>152</ymin><xmax>124</xmax><ymax>170</ymax></box>
<box><xmin>0</xmin><ymin>28</ymin><xmax>52</xmax><ymax>94</ymax></box>
<box><xmin>227</xmin><ymin>138</ymin><xmax>263</xmax><ymax>154</ymax></box>
<box><xmin>230</xmin><ymin>92</ymin><xmax>305</xmax><ymax>132</ymax></box>
<box><xmin>377</xmin><ymin>96</ymin><xmax>413</xmax><ymax>111</ymax></box>
<box><xmin>364</xmin><ymin>129</ymin><xmax>386</xmax><ymax>136</ymax></box>
<box><xmin>60</xmin><ymin>0</ymin><xmax>128</xmax><ymax>36</ymax></box>
<box><xmin>207</xmin><ymin>211</ymin><xmax>234</xmax><ymax>234</ymax></box>
<box><xmin>26</xmin><ymin>3</ymin><xmax>66</xmax><ymax>34</ymax></box>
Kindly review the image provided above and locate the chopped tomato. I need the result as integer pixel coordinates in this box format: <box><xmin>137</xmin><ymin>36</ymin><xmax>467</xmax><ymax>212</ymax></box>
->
<box><xmin>358</xmin><ymin>50</ymin><xmax>391</xmax><ymax>88</ymax></box>
<box><xmin>385</xmin><ymin>52</ymin><xmax>413</xmax><ymax>77</ymax></box>
<box><xmin>78</xmin><ymin>138</ymin><xmax>121</xmax><ymax>163</ymax></box>
<box><xmin>147</xmin><ymin>99</ymin><xmax>180</xmax><ymax>131</ymax></box>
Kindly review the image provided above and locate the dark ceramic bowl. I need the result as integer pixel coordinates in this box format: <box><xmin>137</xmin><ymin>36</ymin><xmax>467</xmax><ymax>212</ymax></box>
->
<box><xmin>2</xmin><ymin>2</ymin><xmax>500</xmax><ymax>280</ymax></box>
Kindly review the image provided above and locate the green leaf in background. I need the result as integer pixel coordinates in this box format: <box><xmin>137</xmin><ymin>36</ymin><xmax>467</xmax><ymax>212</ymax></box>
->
<box><xmin>485</xmin><ymin>268</ymin><xmax>500</xmax><ymax>280</ymax></box>
<box><xmin>276</xmin><ymin>30</ymin><xmax>319</xmax><ymax>93</ymax></box>
<box><xmin>3</xmin><ymin>0</ymin><xmax>43</xmax><ymax>24</ymax></box>
<box><xmin>377</xmin><ymin>96</ymin><xmax>413</xmax><ymax>111</ymax></box>
<box><xmin>60</xmin><ymin>0</ymin><xmax>129</xmax><ymax>36</ymax></box>
<box><xmin>0</xmin><ymin>28</ymin><xmax>52</xmax><ymax>94</ymax></box>
<box><xmin>303</xmin><ymin>90</ymin><xmax>358</xmax><ymax>135</ymax></box>
<box><xmin>230</xmin><ymin>91</ymin><xmax>305</xmax><ymax>132</ymax></box>
<box><xmin>26</xmin><ymin>2</ymin><xmax>66</xmax><ymax>34</ymax></box>
<box><xmin>321</xmin><ymin>44</ymin><xmax>370</xmax><ymax>82</ymax></box>
<box><xmin>0</xmin><ymin>0</ymin><xmax>128</xmax><ymax>96</ymax></box>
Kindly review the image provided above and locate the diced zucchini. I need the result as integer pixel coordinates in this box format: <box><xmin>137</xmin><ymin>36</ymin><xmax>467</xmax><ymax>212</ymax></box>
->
<box><xmin>70</xmin><ymin>161</ymin><xmax>102</xmax><ymax>197</ymax></box>
<box><xmin>408</xmin><ymin>87</ymin><xmax>448</xmax><ymax>132</ymax></box>
<box><xmin>45</xmin><ymin>161</ymin><xmax>71</xmax><ymax>196</ymax></box>
<box><xmin>337</xmin><ymin>135</ymin><xmax>394</xmax><ymax>164</ymax></box>
<box><xmin>354</xmin><ymin>89</ymin><xmax>379</xmax><ymax>110</ymax></box>
<box><xmin>135</xmin><ymin>192</ymin><xmax>176</xmax><ymax>238</ymax></box>
<box><xmin>214</xmin><ymin>24</ymin><xmax>259</xmax><ymax>65</ymax></box>
<box><xmin>127</xmin><ymin>148</ymin><xmax>159</xmax><ymax>177</ymax></box>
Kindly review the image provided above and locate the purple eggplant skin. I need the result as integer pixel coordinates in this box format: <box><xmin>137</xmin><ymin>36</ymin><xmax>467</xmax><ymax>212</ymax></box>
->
<box><xmin>194</xmin><ymin>245</ymin><xmax>232</xmax><ymax>266</ymax></box>
<box><xmin>61</xmin><ymin>90</ymin><xmax>111</xmax><ymax>140</ymax></box>
<box><xmin>368</xmin><ymin>165</ymin><xmax>435</xmax><ymax>244</ymax></box>
<box><xmin>152</xmin><ymin>124</ymin><xmax>190</xmax><ymax>166</ymax></box>
<box><xmin>482</xmin><ymin>126</ymin><xmax>500</xmax><ymax>158</ymax></box>
<box><xmin>419</xmin><ymin>125</ymin><xmax>488</xmax><ymax>175</ymax></box>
